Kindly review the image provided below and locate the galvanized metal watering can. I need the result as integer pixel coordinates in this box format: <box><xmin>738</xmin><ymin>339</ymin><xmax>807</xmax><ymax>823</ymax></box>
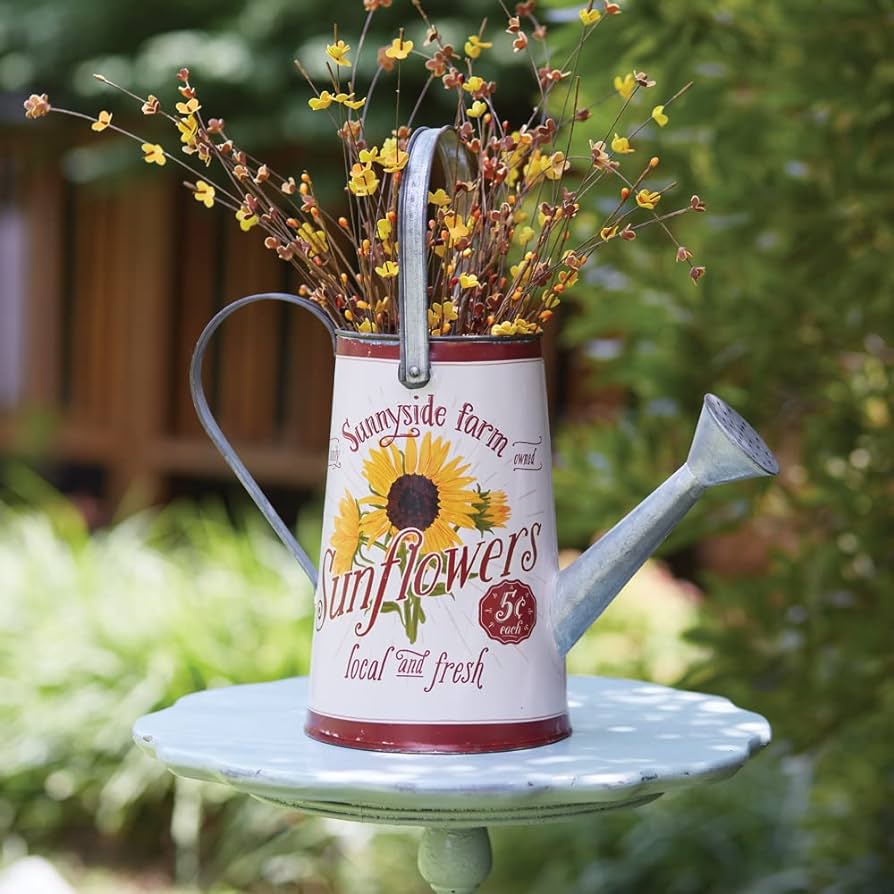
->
<box><xmin>190</xmin><ymin>127</ymin><xmax>779</xmax><ymax>753</ymax></box>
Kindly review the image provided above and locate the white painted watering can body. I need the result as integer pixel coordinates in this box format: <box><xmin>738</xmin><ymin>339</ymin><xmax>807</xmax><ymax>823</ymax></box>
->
<box><xmin>306</xmin><ymin>334</ymin><xmax>569</xmax><ymax>750</ymax></box>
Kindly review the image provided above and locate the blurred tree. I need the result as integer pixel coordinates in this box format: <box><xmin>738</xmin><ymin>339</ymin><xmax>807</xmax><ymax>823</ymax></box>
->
<box><xmin>0</xmin><ymin>0</ymin><xmax>537</xmax><ymax>144</ymax></box>
<box><xmin>1</xmin><ymin>0</ymin><xmax>540</xmax><ymax>206</ymax></box>
<box><xmin>549</xmin><ymin>0</ymin><xmax>894</xmax><ymax>889</ymax></box>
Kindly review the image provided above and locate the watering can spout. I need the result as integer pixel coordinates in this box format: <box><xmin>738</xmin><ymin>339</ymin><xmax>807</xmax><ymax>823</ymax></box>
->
<box><xmin>552</xmin><ymin>394</ymin><xmax>778</xmax><ymax>656</ymax></box>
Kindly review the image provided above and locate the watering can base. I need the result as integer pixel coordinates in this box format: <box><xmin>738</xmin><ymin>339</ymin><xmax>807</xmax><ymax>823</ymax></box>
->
<box><xmin>304</xmin><ymin>711</ymin><xmax>572</xmax><ymax>754</ymax></box>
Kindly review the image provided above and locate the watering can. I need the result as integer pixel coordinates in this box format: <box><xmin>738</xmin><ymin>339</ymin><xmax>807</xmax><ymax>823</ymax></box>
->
<box><xmin>190</xmin><ymin>127</ymin><xmax>779</xmax><ymax>753</ymax></box>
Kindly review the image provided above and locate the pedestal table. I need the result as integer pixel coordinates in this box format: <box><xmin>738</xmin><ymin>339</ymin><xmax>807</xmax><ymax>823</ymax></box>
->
<box><xmin>134</xmin><ymin>675</ymin><xmax>770</xmax><ymax>893</ymax></box>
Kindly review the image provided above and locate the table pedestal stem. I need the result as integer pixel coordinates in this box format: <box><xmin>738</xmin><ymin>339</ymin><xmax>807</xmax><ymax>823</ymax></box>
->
<box><xmin>417</xmin><ymin>827</ymin><xmax>492</xmax><ymax>893</ymax></box>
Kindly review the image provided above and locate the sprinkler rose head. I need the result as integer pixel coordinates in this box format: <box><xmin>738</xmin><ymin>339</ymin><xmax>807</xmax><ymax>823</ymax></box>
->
<box><xmin>687</xmin><ymin>394</ymin><xmax>779</xmax><ymax>488</ymax></box>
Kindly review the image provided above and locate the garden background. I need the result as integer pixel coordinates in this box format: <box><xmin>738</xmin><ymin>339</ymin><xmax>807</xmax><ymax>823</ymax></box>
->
<box><xmin>1</xmin><ymin>0</ymin><xmax>892</xmax><ymax>891</ymax></box>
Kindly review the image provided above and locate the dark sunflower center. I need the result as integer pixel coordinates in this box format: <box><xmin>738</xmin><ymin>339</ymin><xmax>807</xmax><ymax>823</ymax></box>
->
<box><xmin>386</xmin><ymin>474</ymin><xmax>440</xmax><ymax>531</ymax></box>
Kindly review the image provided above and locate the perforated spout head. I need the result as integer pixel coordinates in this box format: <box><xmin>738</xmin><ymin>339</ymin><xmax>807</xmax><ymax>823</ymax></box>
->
<box><xmin>686</xmin><ymin>394</ymin><xmax>779</xmax><ymax>488</ymax></box>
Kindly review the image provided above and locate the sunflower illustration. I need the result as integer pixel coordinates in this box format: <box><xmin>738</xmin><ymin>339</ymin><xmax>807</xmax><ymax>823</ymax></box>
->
<box><xmin>474</xmin><ymin>488</ymin><xmax>511</xmax><ymax>532</ymax></box>
<box><xmin>359</xmin><ymin>433</ymin><xmax>480</xmax><ymax>553</ymax></box>
<box><xmin>330</xmin><ymin>491</ymin><xmax>362</xmax><ymax>573</ymax></box>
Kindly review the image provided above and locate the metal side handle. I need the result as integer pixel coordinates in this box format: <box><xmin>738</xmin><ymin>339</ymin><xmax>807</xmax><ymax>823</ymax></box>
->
<box><xmin>189</xmin><ymin>292</ymin><xmax>336</xmax><ymax>588</ymax></box>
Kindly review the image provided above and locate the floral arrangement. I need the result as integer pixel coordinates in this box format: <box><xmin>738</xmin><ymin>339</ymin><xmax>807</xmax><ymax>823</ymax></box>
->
<box><xmin>24</xmin><ymin>0</ymin><xmax>705</xmax><ymax>339</ymax></box>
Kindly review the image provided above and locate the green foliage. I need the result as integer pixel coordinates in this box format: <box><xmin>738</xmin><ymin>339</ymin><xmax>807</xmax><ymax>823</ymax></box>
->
<box><xmin>0</xmin><ymin>497</ymin><xmax>322</xmax><ymax>883</ymax></box>
<box><xmin>552</xmin><ymin>0</ymin><xmax>894</xmax><ymax>889</ymax></box>
<box><xmin>489</xmin><ymin>754</ymin><xmax>813</xmax><ymax>894</ymax></box>
<box><xmin>1</xmin><ymin>0</ymin><xmax>536</xmax><ymax>151</ymax></box>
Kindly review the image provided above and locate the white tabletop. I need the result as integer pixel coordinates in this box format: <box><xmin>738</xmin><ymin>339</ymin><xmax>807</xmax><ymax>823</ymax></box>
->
<box><xmin>133</xmin><ymin>675</ymin><xmax>770</xmax><ymax>827</ymax></box>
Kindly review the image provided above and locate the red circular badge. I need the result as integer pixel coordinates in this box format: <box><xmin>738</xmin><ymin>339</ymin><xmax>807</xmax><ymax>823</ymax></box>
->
<box><xmin>479</xmin><ymin>579</ymin><xmax>537</xmax><ymax>645</ymax></box>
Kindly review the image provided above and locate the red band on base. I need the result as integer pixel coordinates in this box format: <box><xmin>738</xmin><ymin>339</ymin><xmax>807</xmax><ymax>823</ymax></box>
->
<box><xmin>305</xmin><ymin>711</ymin><xmax>572</xmax><ymax>754</ymax></box>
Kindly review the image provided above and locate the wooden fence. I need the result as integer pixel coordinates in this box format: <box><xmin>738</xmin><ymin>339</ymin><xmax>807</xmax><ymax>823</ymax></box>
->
<box><xmin>0</xmin><ymin>143</ymin><xmax>564</xmax><ymax>515</ymax></box>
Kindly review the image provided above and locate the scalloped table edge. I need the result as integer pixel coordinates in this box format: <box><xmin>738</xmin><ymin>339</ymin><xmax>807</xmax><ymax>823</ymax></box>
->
<box><xmin>132</xmin><ymin>675</ymin><xmax>771</xmax><ymax>827</ymax></box>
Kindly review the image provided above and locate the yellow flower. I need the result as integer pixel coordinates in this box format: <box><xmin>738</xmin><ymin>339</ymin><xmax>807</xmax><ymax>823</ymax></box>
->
<box><xmin>544</xmin><ymin>151</ymin><xmax>568</xmax><ymax>181</ymax></box>
<box><xmin>330</xmin><ymin>492</ymin><xmax>362</xmax><ymax>574</ymax></box>
<box><xmin>459</xmin><ymin>273</ymin><xmax>480</xmax><ymax>289</ymax></box>
<box><xmin>510</xmin><ymin>251</ymin><xmax>535</xmax><ymax>283</ymax></box>
<box><xmin>358</xmin><ymin>319</ymin><xmax>378</xmax><ymax>333</ymax></box>
<box><xmin>308</xmin><ymin>91</ymin><xmax>335</xmax><ymax>110</ymax></box>
<box><xmin>611</xmin><ymin>132</ymin><xmax>634</xmax><ymax>153</ymax></box>
<box><xmin>348</xmin><ymin>163</ymin><xmax>379</xmax><ymax>196</ymax></box>
<box><xmin>385</xmin><ymin>35</ymin><xmax>414</xmax><ymax>60</ymax></box>
<box><xmin>442</xmin><ymin>211</ymin><xmax>469</xmax><ymax>244</ymax></box>
<box><xmin>359</xmin><ymin>146</ymin><xmax>380</xmax><ymax>165</ymax></box>
<box><xmin>175</xmin><ymin>97</ymin><xmax>201</xmax><ymax>116</ymax></box>
<box><xmin>299</xmin><ymin>222</ymin><xmax>329</xmax><ymax>254</ymax></box>
<box><xmin>635</xmin><ymin>188</ymin><xmax>662</xmax><ymax>210</ymax></box>
<box><xmin>463</xmin><ymin>76</ymin><xmax>485</xmax><ymax>93</ymax></box>
<box><xmin>613</xmin><ymin>72</ymin><xmax>636</xmax><ymax>100</ymax></box>
<box><xmin>193</xmin><ymin>180</ymin><xmax>215</xmax><ymax>208</ymax></box>
<box><xmin>600</xmin><ymin>225</ymin><xmax>619</xmax><ymax>241</ymax></box>
<box><xmin>376</xmin><ymin>218</ymin><xmax>392</xmax><ymax>241</ymax></box>
<box><xmin>235</xmin><ymin>208</ymin><xmax>259</xmax><ymax>231</ymax></box>
<box><xmin>515</xmin><ymin>225</ymin><xmax>535</xmax><ymax>244</ymax></box>
<box><xmin>491</xmin><ymin>317</ymin><xmax>541</xmax><ymax>337</ymax></box>
<box><xmin>579</xmin><ymin>7</ymin><xmax>601</xmax><ymax>26</ymax></box>
<box><xmin>428</xmin><ymin>300</ymin><xmax>458</xmax><ymax>335</ymax></box>
<box><xmin>379</xmin><ymin>137</ymin><xmax>408</xmax><ymax>173</ymax></box>
<box><xmin>326</xmin><ymin>39</ymin><xmax>352</xmax><ymax>67</ymax></box>
<box><xmin>464</xmin><ymin>34</ymin><xmax>492</xmax><ymax>59</ymax></box>
<box><xmin>651</xmin><ymin>104</ymin><xmax>669</xmax><ymax>127</ymax></box>
<box><xmin>23</xmin><ymin>93</ymin><xmax>50</xmax><ymax>119</ymax></box>
<box><xmin>177</xmin><ymin>114</ymin><xmax>198</xmax><ymax>144</ymax></box>
<box><xmin>359</xmin><ymin>433</ymin><xmax>480</xmax><ymax>554</ymax></box>
<box><xmin>559</xmin><ymin>267</ymin><xmax>580</xmax><ymax>287</ymax></box>
<box><xmin>468</xmin><ymin>100</ymin><xmax>487</xmax><ymax>118</ymax></box>
<box><xmin>523</xmin><ymin>150</ymin><xmax>559</xmax><ymax>186</ymax></box>
<box><xmin>329</xmin><ymin>91</ymin><xmax>367</xmax><ymax>110</ymax></box>
<box><xmin>375</xmin><ymin>260</ymin><xmax>399</xmax><ymax>278</ymax></box>
<box><xmin>428</xmin><ymin>188</ymin><xmax>451</xmax><ymax>207</ymax></box>
<box><xmin>141</xmin><ymin>143</ymin><xmax>166</xmax><ymax>166</ymax></box>
<box><xmin>90</xmin><ymin>110</ymin><xmax>112</xmax><ymax>132</ymax></box>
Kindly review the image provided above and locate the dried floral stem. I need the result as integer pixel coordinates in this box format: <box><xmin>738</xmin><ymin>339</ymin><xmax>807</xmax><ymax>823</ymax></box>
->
<box><xmin>25</xmin><ymin>1</ymin><xmax>707</xmax><ymax>335</ymax></box>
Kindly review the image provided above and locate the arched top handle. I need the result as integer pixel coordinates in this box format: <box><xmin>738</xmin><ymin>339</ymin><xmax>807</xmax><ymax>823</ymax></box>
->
<box><xmin>397</xmin><ymin>126</ymin><xmax>471</xmax><ymax>389</ymax></box>
<box><xmin>189</xmin><ymin>292</ymin><xmax>337</xmax><ymax>588</ymax></box>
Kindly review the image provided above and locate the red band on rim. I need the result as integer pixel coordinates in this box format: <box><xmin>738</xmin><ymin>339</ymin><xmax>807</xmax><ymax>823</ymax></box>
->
<box><xmin>336</xmin><ymin>336</ymin><xmax>542</xmax><ymax>362</ymax></box>
<box><xmin>305</xmin><ymin>710</ymin><xmax>571</xmax><ymax>754</ymax></box>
